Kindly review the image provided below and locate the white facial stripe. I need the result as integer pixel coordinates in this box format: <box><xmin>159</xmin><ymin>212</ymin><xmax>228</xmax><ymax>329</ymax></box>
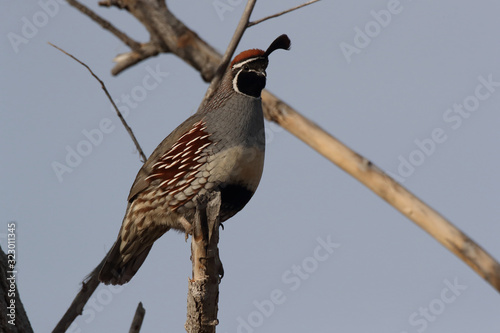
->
<box><xmin>232</xmin><ymin>70</ymin><xmax>241</xmax><ymax>94</ymax></box>
<box><xmin>232</xmin><ymin>57</ymin><xmax>264</xmax><ymax>69</ymax></box>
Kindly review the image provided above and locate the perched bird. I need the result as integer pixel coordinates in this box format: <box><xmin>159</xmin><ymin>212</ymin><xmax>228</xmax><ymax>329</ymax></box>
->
<box><xmin>96</xmin><ymin>35</ymin><xmax>291</xmax><ymax>285</ymax></box>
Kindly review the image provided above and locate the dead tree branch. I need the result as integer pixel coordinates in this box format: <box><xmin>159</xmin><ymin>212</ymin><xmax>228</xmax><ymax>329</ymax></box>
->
<box><xmin>185</xmin><ymin>192</ymin><xmax>222</xmax><ymax>333</ymax></box>
<box><xmin>129</xmin><ymin>302</ymin><xmax>146</xmax><ymax>333</ymax></box>
<box><xmin>66</xmin><ymin>0</ymin><xmax>141</xmax><ymax>50</ymax></box>
<box><xmin>111</xmin><ymin>42</ymin><xmax>160</xmax><ymax>76</ymax></box>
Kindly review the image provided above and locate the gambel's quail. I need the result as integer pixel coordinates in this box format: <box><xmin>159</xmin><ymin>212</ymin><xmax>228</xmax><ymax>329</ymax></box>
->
<box><xmin>97</xmin><ymin>34</ymin><xmax>291</xmax><ymax>285</ymax></box>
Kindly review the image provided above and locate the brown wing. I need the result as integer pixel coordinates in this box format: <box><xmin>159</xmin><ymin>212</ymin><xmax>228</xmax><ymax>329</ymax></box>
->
<box><xmin>127</xmin><ymin>113</ymin><xmax>204</xmax><ymax>202</ymax></box>
<box><xmin>144</xmin><ymin>119</ymin><xmax>213</xmax><ymax>210</ymax></box>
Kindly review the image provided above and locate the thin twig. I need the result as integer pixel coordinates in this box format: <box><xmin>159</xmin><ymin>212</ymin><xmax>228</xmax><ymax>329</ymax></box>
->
<box><xmin>66</xmin><ymin>0</ymin><xmax>141</xmax><ymax>50</ymax></box>
<box><xmin>48</xmin><ymin>42</ymin><xmax>147</xmax><ymax>162</ymax></box>
<box><xmin>202</xmin><ymin>0</ymin><xmax>257</xmax><ymax>104</ymax></box>
<box><xmin>129</xmin><ymin>302</ymin><xmax>146</xmax><ymax>333</ymax></box>
<box><xmin>248</xmin><ymin>0</ymin><xmax>321</xmax><ymax>27</ymax></box>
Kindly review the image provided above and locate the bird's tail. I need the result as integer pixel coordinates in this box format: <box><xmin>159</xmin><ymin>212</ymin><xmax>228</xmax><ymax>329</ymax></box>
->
<box><xmin>85</xmin><ymin>237</ymin><xmax>153</xmax><ymax>286</ymax></box>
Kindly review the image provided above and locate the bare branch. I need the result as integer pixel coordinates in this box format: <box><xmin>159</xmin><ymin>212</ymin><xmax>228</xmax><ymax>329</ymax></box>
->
<box><xmin>129</xmin><ymin>302</ymin><xmax>146</xmax><ymax>333</ymax></box>
<box><xmin>52</xmin><ymin>273</ymin><xmax>100</xmax><ymax>332</ymax></box>
<box><xmin>112</xmin><ymin>42</ymin><xmax>161</xmax><ymax>75</ymax></box>
<box><xmin>48</xmin><ymin>43</ymin><xmax>147</xmax><ymax>163</ymax></box>
<box><xmin>98</xmin><ymin>0</ymin><xmax>126</xmax><ymax>9</ymax></box>
<box><xmin>202</xmin><ymin>0</ymin><xmax>257</xmax><ymax>104</ymax></box>
<box><xmin>66</xmin><ymin>0</ymin><xmax>141</xmax><ymax>51</ymax></box>
<box><xmin>248</xmin><ymin>0</ymin><xmax>321</xmax><ymax>27</ymax></box>
<box><xmin>185</xmin><ymin>192</ymin><xmax>222</xmax><ymax>333</ymax></box>
<box><xmin>108</xmin><ymin>1</ymin><xmax>220</xmax><ymax>80</ymax></box>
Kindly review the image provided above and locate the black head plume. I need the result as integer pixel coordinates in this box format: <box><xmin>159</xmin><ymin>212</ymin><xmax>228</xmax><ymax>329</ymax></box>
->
<box><xmin>264</xmin><ymin>34</ymin><xmax>291</xmax><ymax>58</ymax></box>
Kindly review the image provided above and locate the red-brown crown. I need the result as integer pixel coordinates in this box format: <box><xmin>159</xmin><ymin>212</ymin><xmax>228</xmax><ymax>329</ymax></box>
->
<box><xmin>230</xmin><ymin>49</ymin><xmax>266</xmax><ymax>67</ymax></box>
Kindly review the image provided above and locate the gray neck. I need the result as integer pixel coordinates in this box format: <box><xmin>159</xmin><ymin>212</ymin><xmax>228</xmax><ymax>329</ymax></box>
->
<box><xmin>203</xmin><ymin>92</ymin><xmax>265</xmax><ymax>150</ymax></box>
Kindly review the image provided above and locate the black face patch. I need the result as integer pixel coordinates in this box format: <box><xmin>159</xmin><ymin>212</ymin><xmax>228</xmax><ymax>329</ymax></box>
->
<box><xmin>236</xmin><ymin>71</ymin><xmax>266</xmax><ymax>98</ymax></box>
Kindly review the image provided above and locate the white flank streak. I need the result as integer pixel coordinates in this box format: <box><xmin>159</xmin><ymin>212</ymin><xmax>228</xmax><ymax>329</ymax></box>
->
<box><xmin>170</xmin><ymin>142</ymin><xmax>182</xmax><ymax>151</ymax></box>
<box><xmin>177</xmin><ymin>183</ymin><xmax>189</xmax><ymax>192</ymax></box>
<box><xmin>145</xmin><ymin>174</ymin><xmax>160</xmax><ymax>181</ymax></box>
<box><xmin>183</xmin><ymin>158</ymin><xmax>200</xmax><ymax>167</ymax></box>
<box><xmin>174</xmin><ymin>171</ymin><xmax>186</xmax><ymax>178</ymax></box>
<box><xmin>159</xmin><ymin>179</ymin><xmax>170</xmax><ymax>187</ymax></box>
<box><xmin>188</xmin><ymin>121</ymin><xmax>202</xmax><ymax>134</ymax></box>
<box><xmin>196</xmin><ymin>143</ymin><xmax>211</xmax><ymax>154</ymax></box>
<box><xmin>181</xmin><ymin>150</ymin><xmax>192</xmax><ymax>158</ymax></box>
<box><xmin>186</xmin><ymin>136</ymin><xmax>200</xmax><ymax>146</ymax></box>
<box><xmin>171</xmin><ymin>151</ymin><xmax>184</xmax><ymax>161</ymax></box>
<box><xmin>163</xmin><ymin>159</ymin><xmax>179</xmax><ymax>169</ymax></box>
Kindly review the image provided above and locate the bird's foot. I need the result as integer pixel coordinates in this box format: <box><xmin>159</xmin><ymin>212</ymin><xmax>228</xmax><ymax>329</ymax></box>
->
<box><xmin>179</xmin><ymin>216</ymin><xmax>193</xmax><ymax>241</ymax></box>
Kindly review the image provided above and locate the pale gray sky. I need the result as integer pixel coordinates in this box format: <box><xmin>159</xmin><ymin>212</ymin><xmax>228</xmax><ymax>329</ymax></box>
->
<box><xmin>2</xmin><ymin>1</ymin><xmax>500</xmax><ymax>332</ymax></box>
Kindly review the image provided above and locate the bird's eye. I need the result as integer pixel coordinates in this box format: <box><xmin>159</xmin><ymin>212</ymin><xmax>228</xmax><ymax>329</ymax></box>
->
<box><xmin>244</xmin><ymin>65</ymin><xmax>250</xmax><ymax>70</ymax></box>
